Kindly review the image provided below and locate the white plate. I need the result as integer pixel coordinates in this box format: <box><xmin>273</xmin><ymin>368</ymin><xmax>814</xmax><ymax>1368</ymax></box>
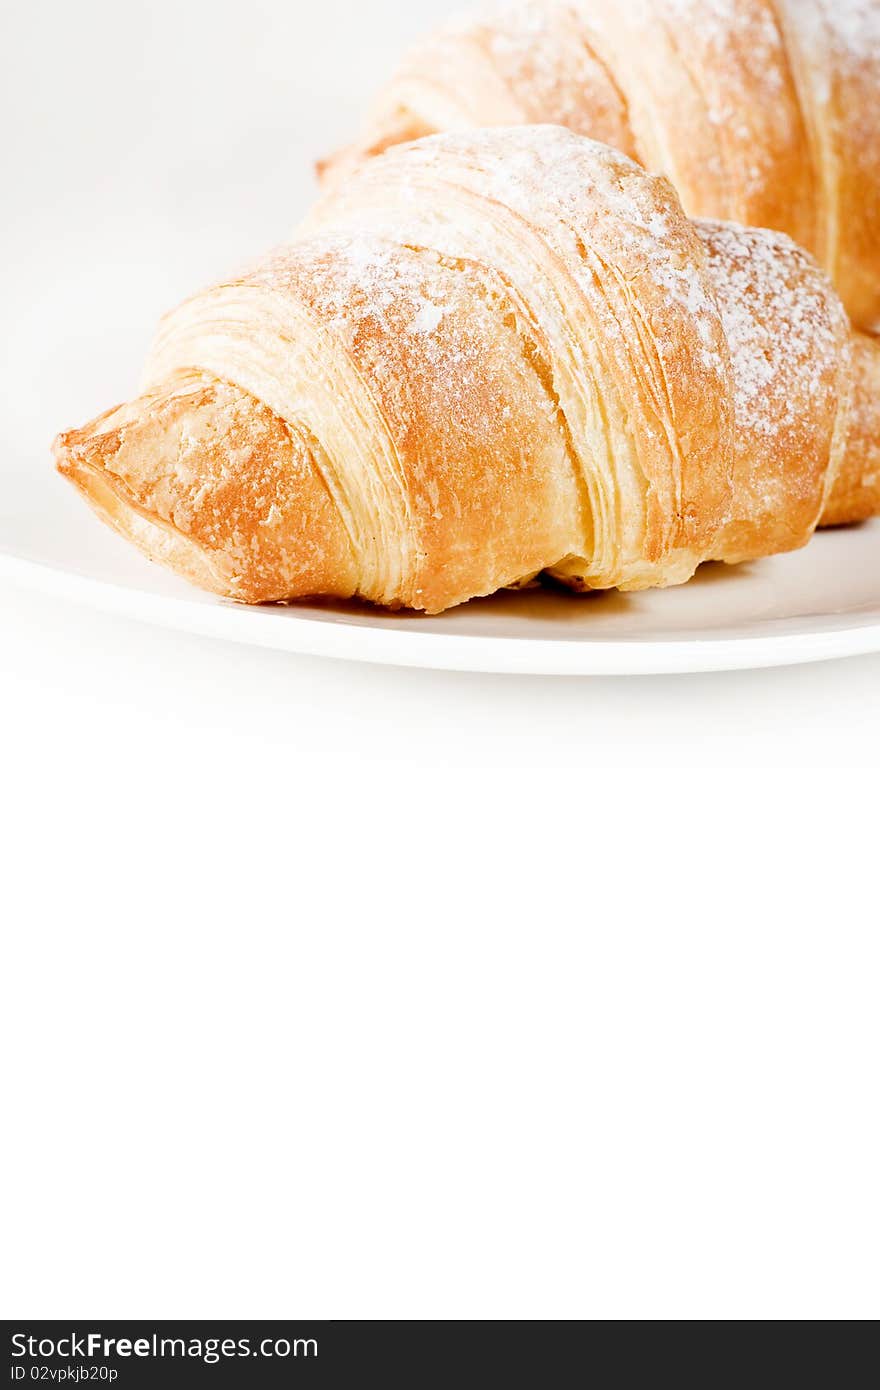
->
<box><xmin>3</xmin><ymin>466</ymin><xmax>880</xmax><ymax>674</ymax></box>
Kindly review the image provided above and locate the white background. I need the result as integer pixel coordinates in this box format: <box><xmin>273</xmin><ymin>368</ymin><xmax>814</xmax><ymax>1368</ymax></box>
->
<box><xmin>2</xmin><ymin>0</ymin><xmax>879</xmax><ymax>1320</ymax></box>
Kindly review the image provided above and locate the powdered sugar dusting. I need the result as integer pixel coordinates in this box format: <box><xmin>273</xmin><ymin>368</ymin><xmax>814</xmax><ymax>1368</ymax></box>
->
<box><xmin>410</xmin><ymin>299</ymin><xmax>445</xmax><ymax>333</ymax></box>
<box><xmin>401</xmin><ymin>124</ymin><xmax>723</xmax><ymax>358</ymax></box>
<box><xmin>255</xmin><ymin>236</ymin><xmax>448</xmax><ymax>337</ymax></box>
<box><xmin>778</xmin><ymin>0</ymin><xmax>880</xmax><ymax>110</ymax></box>
<box><xmin>458</xmin><ymin>1</ymin><xmax>634</xmax><ymax>146</ymax></box>
<box><xmin>651</xmin><ymin>0</ymin><xmax>795</xmax><ymax>202</ymax></box>
<box><xmin>698</xmin><ymin>220</ymin><xmax>844</xmax><ymax>442</ymax></box>
<box><xmin>824</xmin><ymin>0</ymin><xmax>880</xmax><ymax>58</ymax></box>
<box><xmin>249</xmin><ymin>234</ymin><xmax>520</xmax><ymax>453</ymax></box>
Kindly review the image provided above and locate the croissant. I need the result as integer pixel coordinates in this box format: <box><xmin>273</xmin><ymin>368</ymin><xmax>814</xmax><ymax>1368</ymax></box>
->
<box><xmin>324</xmin><ymin>0</ymin><xmax>880</xmax><ymax>335</ymax></box>
<box><xmin>55</xmin><ymin>128</ymin><xmax>879</xmax><ymax>613</ymax></box>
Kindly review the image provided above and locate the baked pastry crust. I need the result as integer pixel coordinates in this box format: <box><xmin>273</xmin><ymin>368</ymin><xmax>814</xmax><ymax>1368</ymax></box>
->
<box><xmin>823</xmin><ymin>334</ymin><xmax>880</xmax><ymax>526</ymax></box>
<box><xmin>56</xmin><ymin>128</ymin><xmax>872</xmax><ymax>612</ymax></box>
<box><xmin>325</xmin><ymin>0</ymin><xmax>880</xmax><ymax>332</ymax></box>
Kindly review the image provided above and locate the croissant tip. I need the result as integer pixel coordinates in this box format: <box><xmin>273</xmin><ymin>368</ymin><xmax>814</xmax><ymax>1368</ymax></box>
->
<box><xmin>54</xmin><ymin>430</ymin><xmax>111</xmax><ymax>494</ymax></box>
<box><xmin>53</xmin><ymin>432</ymin><xmax>75</xmax><ymax>473</ymax></box>
<box><xmin>53</xmin><ymin>434</ymin><xmax>87</xmax><ymax>489</ymax></box>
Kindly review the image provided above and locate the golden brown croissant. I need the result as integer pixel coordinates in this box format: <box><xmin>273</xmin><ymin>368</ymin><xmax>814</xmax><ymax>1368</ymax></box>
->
<box><xmin>324</xmin><ymin>0</ymin><xmax>880</xmax><ymax>334</ymax></box>
<box><xmin>55</xmin><ymin>128</ymin><xmax>878</xmax><ymax>612</ymax></box>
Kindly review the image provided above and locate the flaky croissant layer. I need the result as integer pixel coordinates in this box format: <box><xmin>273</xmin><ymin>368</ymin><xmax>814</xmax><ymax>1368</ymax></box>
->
<box><xmin>324</xmin><ymin>0</ymin><xmax>880</xmax><ymax>332</ymax></box>
<box><xmin>56</xmin><ymin>128</ymin><xmax>879</xmax><ymax>613</ymax></box>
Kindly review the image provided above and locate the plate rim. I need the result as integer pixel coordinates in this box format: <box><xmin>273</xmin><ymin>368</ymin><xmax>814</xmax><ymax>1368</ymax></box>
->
<box><xmin>3</xmin><ymin>547</ymin><xmax>880</xmax><ymax>676</ymax></box>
